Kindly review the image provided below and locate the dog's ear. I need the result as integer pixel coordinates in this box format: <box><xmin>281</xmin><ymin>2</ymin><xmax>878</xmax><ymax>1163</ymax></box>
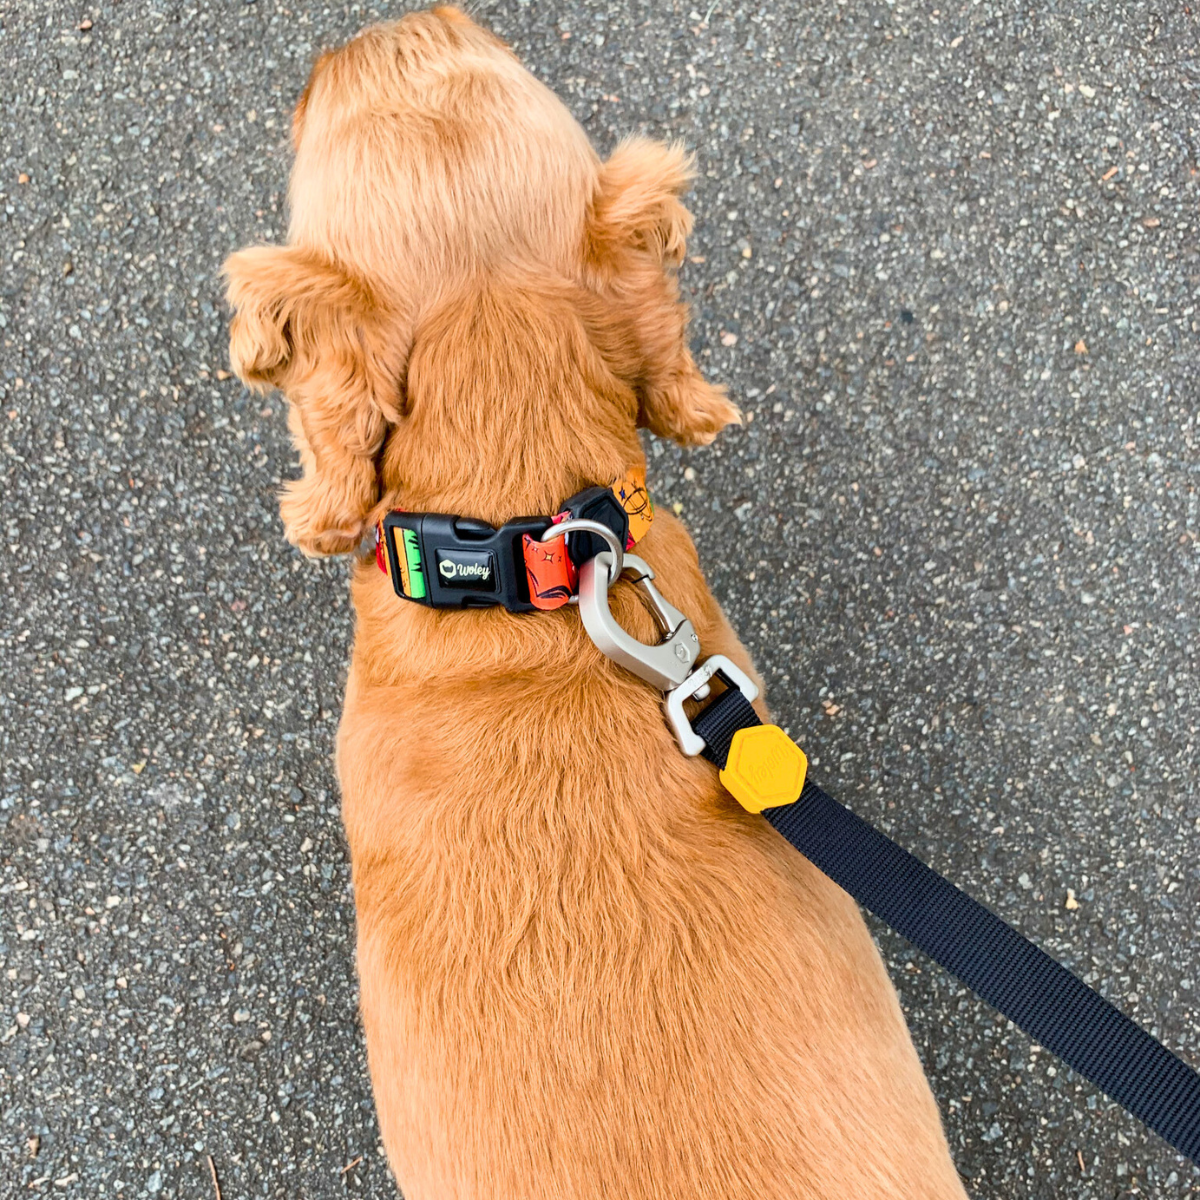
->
<box><xmin>224</xmin><ymin>245</ymin><xmax>404</xmax><ymax>556</ymax></box>
<box><xmin>225</xmin><ymin>245</ymin><xmax>298</xmax><ymax>389</ymax></box>
<box><xmin>585</xmin><ymin>141</ymin><xmax>740</xmax><ymax>446</ymax></box>
<box><xmin>588</xmin><ymin>138</ymin><xmax>694</xmax><ymax>266</ymax></box>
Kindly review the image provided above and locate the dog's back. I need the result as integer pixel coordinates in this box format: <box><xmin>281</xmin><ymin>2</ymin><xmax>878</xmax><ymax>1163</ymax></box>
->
<box><xmin>336</xmin><ymin>278</ymin><xmax>967</xmax><ymax>1199</ymax></box>
<box><xmin>225</xmin><ymin>10</ymin><xmax>969</xmax><ymax>1197</ymax></box>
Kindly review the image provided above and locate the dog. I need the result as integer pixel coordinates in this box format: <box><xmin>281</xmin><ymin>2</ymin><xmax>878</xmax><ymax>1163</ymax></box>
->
<box><xmin>224</xmin><ymin>9</ymin><xmax>969</xmax><ymax>1197</ymax></box>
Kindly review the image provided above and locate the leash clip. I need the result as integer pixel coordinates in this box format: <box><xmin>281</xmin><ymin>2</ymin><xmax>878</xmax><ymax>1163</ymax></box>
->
<box><xmin>578</xmin><ymin>551</ymin><xmax>759</xmax><ymax>756</ymax></box>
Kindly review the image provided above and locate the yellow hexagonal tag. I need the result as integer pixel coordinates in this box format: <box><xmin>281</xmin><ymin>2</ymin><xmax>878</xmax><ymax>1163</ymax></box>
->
<box><xmin>719</xmin><ymin>725</ymin><xmax>808</xmax><ymax>813</ymax></box>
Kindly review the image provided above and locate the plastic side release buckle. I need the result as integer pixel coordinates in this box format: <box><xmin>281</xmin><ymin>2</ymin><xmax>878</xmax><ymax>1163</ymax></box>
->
<box><xmin>381</xmin><ymin>511</ymin><xmax>548</xmax><ymax>611</ymax></box>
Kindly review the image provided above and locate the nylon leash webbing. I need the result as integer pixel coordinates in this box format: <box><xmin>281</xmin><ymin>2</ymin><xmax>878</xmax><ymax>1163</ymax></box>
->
<box><xmin>693</xmin><ymin>685</ymin><xmax>1200</xmax><ymax>1164</ymax></box>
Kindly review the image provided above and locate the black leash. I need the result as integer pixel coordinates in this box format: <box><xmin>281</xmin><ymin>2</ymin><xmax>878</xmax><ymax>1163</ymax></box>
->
<box><xmin>694</xmin><ymin>685</ymin><xmax>1200</xmax><ymax>1164</ymax></box>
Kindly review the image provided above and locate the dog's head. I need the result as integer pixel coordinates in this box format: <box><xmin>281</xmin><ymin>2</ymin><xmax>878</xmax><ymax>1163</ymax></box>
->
<box><xmin>224</xmin><ymin>6</ymin><xmax>737</xmax><ymax>554</ymax></box>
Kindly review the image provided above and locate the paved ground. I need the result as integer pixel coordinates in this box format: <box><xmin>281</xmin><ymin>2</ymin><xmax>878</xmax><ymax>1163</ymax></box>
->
<box><xmin>1</xmin><ymin>1</ymin><xmax>1197</xmax><ymax>1197</ymax></box>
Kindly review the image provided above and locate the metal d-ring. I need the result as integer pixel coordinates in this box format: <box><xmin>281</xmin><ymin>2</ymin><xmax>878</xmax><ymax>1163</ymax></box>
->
<box><xmin>539</xmin><ymin>517</ymin><xmax>624</xmax><ymax>585</ymax></box>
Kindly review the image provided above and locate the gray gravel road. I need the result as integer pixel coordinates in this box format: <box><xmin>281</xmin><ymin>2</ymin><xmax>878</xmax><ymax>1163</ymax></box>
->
<box><xmin>2</xmin><ymin>2</ymin><xmax>1198</xmax><ymax>1197</ymax></box>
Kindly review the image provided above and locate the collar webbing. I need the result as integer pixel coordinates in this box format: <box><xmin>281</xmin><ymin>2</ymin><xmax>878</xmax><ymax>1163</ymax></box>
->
<box><xmin>374</xmin><ymin>466</ymin><xmax>654</xmax><ymax>613</ymax></box>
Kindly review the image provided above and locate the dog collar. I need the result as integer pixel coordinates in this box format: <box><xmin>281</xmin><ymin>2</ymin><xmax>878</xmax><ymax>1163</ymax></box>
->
<box><xmin>374</xmin><ymin>466</ymin><xmax>654</xmax><ymax>612</ymax></box>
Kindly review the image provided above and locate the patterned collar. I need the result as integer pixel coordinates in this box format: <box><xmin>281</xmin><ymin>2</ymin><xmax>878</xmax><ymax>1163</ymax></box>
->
<box><xmin>374</xmin><ymin>466</ymin><xmax>654</xmax><ymax>613</ymax></box>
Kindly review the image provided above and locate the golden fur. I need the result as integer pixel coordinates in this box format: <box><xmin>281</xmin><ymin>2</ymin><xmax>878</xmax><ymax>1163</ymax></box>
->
<box><xmin>224</xmin><ymin>9</ymin><xmax>969</xmax><ymax>1197</ymax></box>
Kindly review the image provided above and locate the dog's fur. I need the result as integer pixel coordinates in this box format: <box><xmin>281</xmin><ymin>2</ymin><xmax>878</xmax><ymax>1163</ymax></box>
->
<box><xmin>224</xmin><ymin>9</ymin><xmax>968</xmax><ymax>1198</ymax></box>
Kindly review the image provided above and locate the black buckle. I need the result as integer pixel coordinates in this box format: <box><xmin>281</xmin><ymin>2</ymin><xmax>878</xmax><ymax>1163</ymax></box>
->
<box><xmin>381</xmin><ymin>511</ymin><xmax>549</xmax><ymax>612</ymax></box>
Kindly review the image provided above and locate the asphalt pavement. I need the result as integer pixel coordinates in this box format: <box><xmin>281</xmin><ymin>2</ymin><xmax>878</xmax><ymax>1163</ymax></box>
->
<box><xmin>1</xmin><ymin>1</ymin><xmax>1198</xmax><ymax>1197</ymax></box>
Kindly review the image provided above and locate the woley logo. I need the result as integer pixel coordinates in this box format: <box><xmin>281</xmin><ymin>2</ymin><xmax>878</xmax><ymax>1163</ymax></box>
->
<box><xmin>440</xmin><ymin>558</ymin><xmax>490</xmax><ymax>581</ymax></box>
<box><xmin>434</xmin><ymin>549</ymin><xmax>497</xmax><ymax>591</ymax></box>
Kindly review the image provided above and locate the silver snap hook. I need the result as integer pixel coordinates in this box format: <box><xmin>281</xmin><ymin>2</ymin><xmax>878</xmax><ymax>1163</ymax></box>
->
<box><xmin>577</xmin><ymin>552</ymin><xmax>700</xmax><ymax>691</ymax></box>
<box><xmin>576</xmin><ymin>551</ymin><xmax>760</xmax><ymax>755</ymax></box>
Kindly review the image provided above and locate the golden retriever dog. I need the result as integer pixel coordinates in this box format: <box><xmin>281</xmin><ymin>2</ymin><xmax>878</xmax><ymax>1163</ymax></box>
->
<box><xmin>224</xmin><ymin>8</ymin><xmax>968</xmax><ymax>1197</ymax></box>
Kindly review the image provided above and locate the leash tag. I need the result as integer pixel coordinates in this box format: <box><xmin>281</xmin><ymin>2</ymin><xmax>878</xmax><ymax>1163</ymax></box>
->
<box><xmin>720</xmin><ymin>725</ymin><xmax>808</xmax><ymax>813</ymax></box>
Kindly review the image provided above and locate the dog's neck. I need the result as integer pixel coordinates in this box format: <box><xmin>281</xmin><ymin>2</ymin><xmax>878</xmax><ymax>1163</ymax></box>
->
<box><xmin>377</xmin><ymin>272</ymin><xmax>644</xmax><ymax>528</ymax></box>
